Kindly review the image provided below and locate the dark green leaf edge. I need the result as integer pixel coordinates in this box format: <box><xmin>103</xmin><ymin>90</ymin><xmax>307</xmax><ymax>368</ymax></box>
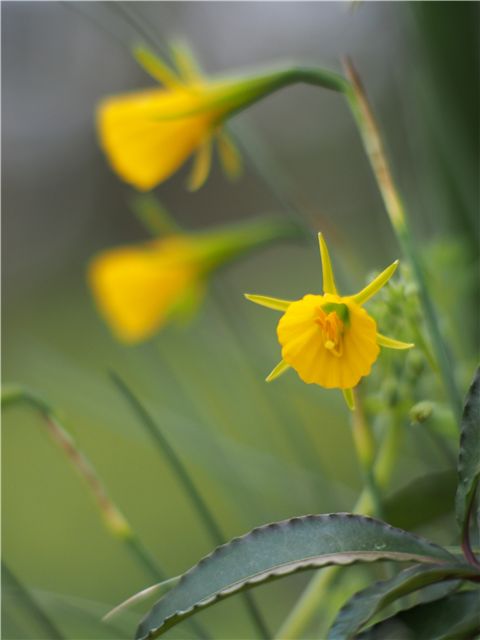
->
<box><xmin>456</xmin><ymin>367</ymin><xmax>480</xmax><ymax>530</ymax></box>
<box><xmin>327</xmin><ymin>562</ymin><xmax>480</xmax><ymax>640</ymax></box>
<box><xmin>357</xmin><ymin>590</ymin><xmax>480</xmax><ymax>640</ymax></box>
<box><xmin>136</xmin><ymin>513</ymin><xmax>454</xmax><ymax>639</ymax></box>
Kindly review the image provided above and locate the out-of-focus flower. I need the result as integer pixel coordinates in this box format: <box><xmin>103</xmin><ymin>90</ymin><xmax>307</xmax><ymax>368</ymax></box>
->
<box><xmin>97</xmin><ymin>45</ymin><xmax>291</xmax><ymax>191</ymax></box>
<box><xmin>245</xmin><ymin>234</ymin><xmax>413</xmax><ymax>408</ymax></box>
<box><xmin>89</xmin><ymin>216</ymin><xmax>302</xmax><ymax>343</ymax></box>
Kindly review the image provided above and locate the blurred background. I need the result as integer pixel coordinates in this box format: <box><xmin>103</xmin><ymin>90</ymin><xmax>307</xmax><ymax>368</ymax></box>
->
<box><xmin>2</xmin><ymin>2</ymin><xmax>478</xmax><ymax>639</ymax></box>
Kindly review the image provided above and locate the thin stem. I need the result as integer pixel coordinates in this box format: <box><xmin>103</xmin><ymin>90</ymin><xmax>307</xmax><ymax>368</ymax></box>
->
<box><xmin>2</xmin><ymin>386</ymin><xmax>209</xmax><ymax>639</ymax></box>
<box><xmin>110</xmin><ymin>373</ymin><xmax>270</xmax><ymax>639</ymax></box>
<box><xmin>351</xmin><ymin>388</ymin><xmax>383</xmax><ymax>517</ymax></box>
<box><xmin>342</xmin><ymin>57</ymin><xmax>462</xmax><ymax>419</ymax></box>
<box><xmin>2</xmin><ymin>562</ymin><xmax>64</xmax><ymax>639</ymax></box>
<box><xmin>276</xmin><ymin>410</ymin><xmax>400</xmax><ymax>639</ymax></box>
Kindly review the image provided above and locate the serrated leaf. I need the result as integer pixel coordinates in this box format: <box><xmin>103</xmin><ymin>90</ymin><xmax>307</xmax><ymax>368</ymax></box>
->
<box><xmin>357</xmin><ymin>590</ymin><xmax>480</xmax><ymax>640</ymax></box>
<box><xmin>328</xmin><ymin>562</ymin><xmax>480</xmax><ymax>639</ymax></box>
<box><xmin>456</xmin><ymin>367</ymin><xmax>480</xmax><ymax>530</ymax></box>
<box><xmin>135</xmin><ymin>513</ymin><xmax>454</xmax><ymax>639</ymax></box>
<box><xmin>383</xmin><ymin>471</ymin><xmax>457</xmax><ymax>530</ymax></box>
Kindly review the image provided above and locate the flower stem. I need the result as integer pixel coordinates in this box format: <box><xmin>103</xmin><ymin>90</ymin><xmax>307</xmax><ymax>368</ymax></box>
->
<box><xmin>2</xmin><ymin>387</ymin><xmax>165</xmax><ymax>581</ymax></box>
<box><xmin>351</xmin><ymin>387</ymin><xmax>383</xmax><ymax>518</ymax></box>
<box><xmin>110</xmin><ymin>373</ymin><xmax>270</xmax><ymax>639</ymax></box>
<box><xmin>342</xmin><ymin>58</ymin><xmax>463</xmax><ymax>420</ymax></box>
<box><xmin>2</xmin><ymin>386</ymin><xmax>210</xmax><ymax>639</ymax></box>
<box><xmin>275</xmin><ymin>410</ymin><xmax>401</xmax><ymax>639</ymax></box>
<box><xmin>253</xmin><ymin>60</ymin><xmax>462</xmax><ymax>418</ymax></box>
<box><xmin>2</xmin><ymin>562</ymin><xmax>64</xmax><ymax>639</ymax></box>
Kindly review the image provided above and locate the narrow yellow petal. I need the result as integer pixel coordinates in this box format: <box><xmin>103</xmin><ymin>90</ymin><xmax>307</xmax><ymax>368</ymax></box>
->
<box><xmin>318</xmin><ymin>233</ymin><xmax>338</xmax><ymax>295</ymax></box>
<box><xmin>187</xmin><ymin>138</ymin><xmax>213</xmax><ymax>191</ymax></box>
<box><xmin>133</xmin><ymin>46</ymin><xmax>184</xmax><ymax>89</ymax></box>
<box><xmin>352</xmin><ymin>260</ymin><xmax>399</xmax><ymax>305</ymax></box>
<box><xmin>244</xmin><ymin>294</ymin><xmax>292</xmax><ymax>312</ymax></box>
<box><xmin>217</xmin><ymin>130</ymin><xmax>243</xmax><ymax>180</ymax></box>
<box><xmin>377</xmin><ymin>333</ymin><xmax>414</xmax><ymax>350</ymax></box>
<box><xmin>266</xmin><ymin>360</ymin><xmax>291</xmax><ymax>382</ymax></box>
<box><xmin>342</xmin><ymin>388</ymin><xmax>355</xmax><ymax>410</ymax></box>
<box><xmin>170</xmin><ymin>41</ymin><xmax>203</xmax><ymax>83</ymax></box>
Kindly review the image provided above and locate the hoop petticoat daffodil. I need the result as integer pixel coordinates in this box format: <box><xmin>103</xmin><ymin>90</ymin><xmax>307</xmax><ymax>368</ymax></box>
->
<box><xmin>88</xmin><ymin>216</ymin><xmax>301</xmax><ymax>344</ymax></box>
<box><xmin>97</xmin><ymin>45</ymin><xmax>290</xmax><ymax>191</ymax></box>
<box><xmin>245</xmin><ymin>234</ymin><xmax>414</xmax><ymax>409</ymax></box>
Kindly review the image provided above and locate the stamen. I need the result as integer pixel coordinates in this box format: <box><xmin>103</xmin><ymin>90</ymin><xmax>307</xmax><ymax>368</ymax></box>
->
<box><xmin>315</xmin><ymin>308</ymin><xmax>345</xmax><ymax>358</ymax></box>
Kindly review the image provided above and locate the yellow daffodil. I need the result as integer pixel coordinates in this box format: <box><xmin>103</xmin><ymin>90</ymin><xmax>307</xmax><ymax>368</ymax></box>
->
<box><xmin>89</xmin><ymin>216</ymin><xmax>301</xmax><ymax>344</ymax></box>
<box><xmin>89</xmin><ymin>235</ymin><xmax>201</xmax><ymax>343</ymax></box>
<box><xmin>245</xmin><ymin>234</ymin><xmax>414</xmax><ymax>409</ymax></box>
<box><xmin>97</xmin><ymin>45</ymin><xmax>291</xmax><ymax>191</ymax></box>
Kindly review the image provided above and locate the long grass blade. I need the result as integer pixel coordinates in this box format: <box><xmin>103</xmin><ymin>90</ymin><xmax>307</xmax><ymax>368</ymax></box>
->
<box><xmin>110</xmin><ymin>372</ymin><xmax>270</xmax><ymax>638</ymax></box>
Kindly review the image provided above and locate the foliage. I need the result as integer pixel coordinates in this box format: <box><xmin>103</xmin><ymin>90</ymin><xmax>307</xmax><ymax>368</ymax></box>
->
<box><xmin>3</xmin><ymin>4</ymin><xmax>479</xmax><ymax>640</ymax></box>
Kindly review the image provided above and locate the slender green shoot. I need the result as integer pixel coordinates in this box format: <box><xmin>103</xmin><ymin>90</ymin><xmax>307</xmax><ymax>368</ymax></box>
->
<box><xmin>110</xmin><ymin>372</ymin><xmax>270</xmax><ymax>639</ymax></box>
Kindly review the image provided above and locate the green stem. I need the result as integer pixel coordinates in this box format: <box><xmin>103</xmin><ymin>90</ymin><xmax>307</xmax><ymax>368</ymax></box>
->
<box><xmin>110</xmin><ymin>373</ymin><xmax>270</xmax><ymax>639</ymax></box>
<box><xmin>2</xmin><ymin>385</ymin><xmax>209</xmax><ymax>639</ymax></box>
<box><xmin>276</xmin><ymin>411</ymin><xmax>400</xmax><ymax>639</ymax></box>
<box><xmin>248</xmin><ymin>59</ymin><xmax>462</xmax><ymax>419</ymax></box>
<box><xmin>342</xmin><ymin>58</ymin><xmax>462</xmax><ymax>419</ymax></box>
<box><xmin>2</xmin><ymin>562</ymin><xmax>64</xmax><ymax>639</ymax></box>
<box><xmin>351</xmin><ymin>388</ymin><xmax>383</xmax><ymax>518</ymax></box>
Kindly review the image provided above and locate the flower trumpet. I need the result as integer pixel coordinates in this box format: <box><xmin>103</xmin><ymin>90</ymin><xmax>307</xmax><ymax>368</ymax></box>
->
<box><xmin>89</xmin><ymin>216</ymin><xmax>302</xmax><ymax>344</ymax></box>
<box><xmin>97</xmin><ymin>45</ymin><xmax>292</xmax><ymax>191</ymax></box>
<box><xmin>245</xmin><ymin>234</ymin><xmax>414</xmax><ymax>409</ymax></box>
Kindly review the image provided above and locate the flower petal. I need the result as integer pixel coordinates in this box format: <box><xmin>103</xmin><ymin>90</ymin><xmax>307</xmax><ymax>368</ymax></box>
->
<box><xmin>88</xmin><ymin>238</ymin><xmax>197</xmax><ymax>343</ymax></box>
<box><xmin>352</xmin><ymin>260</ymin><xmax>399</xmax><ymax>305</ymax></box>
<box><xmin>133</xmin><ymin>46</ymin><xmax>184</xmax><ymax>89</ymax></box>
<box><xmin>244</xmin><ymin>294</ymin><xmax>293</xmax><ymax>311</ymax></box>
<box><xmin>266</xmin><ymin>360</ymin><xmax>291</xmax><ymax>382</ymax></box>
<box><xmin>217</xmin><ymin>130</ymin><xmax>243</xmax><ymax>180</ymax></box>
<box><xmin>342</xmin><ymin>388</ymin><xmax>355</xmax><ymax>411</ymax></box>
<box><xmin>377</xmin><ymin>332</ymin><xmax>414</xmax><ymax>350</ymax></box>
<box><xmin>277</xmin><ymin>295</ymin><xmax>380</xmax><ymax>389</ymax></box>
<box><xmin>318</xmin><ymin>233</ymin><xmax>338</xmax><ymax>295</ymax></box>
<box><xmin>97</xmin><ymin>90</ymin><xmax>213</xmax><ymax>190</ymax></box>
<box><xmin>187</xmin><ymin>137</ymin><xmax>213</xmax><ymax>191</ymax></box>
<box><xmin>170</xmin><ymin>41</ymin><xmax>203</xmax><ymax>84</ymax></box>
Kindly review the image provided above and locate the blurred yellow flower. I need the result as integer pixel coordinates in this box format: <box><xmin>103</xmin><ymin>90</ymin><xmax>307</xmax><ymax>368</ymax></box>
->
<box><xmin>89</xmin><ymin>235</ymin><xmax>200</xmax><ymax>343</ymax></box>
<box><xmin>97</xmin><ymin>45</ymin><xmax>287</xmax><ymax>191</ymax></box>
<box><xmin>89</xmin><ymin>216</ymin><xmax>301</xmax><ymax>344</ymax></box>
<box><xmin>246</xmin><ymin>234</ymin><xmax>413</xmax><ymax>407</ymax></box>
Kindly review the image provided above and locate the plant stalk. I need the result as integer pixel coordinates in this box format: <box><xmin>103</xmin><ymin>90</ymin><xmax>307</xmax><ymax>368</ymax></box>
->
<box><xmin>3</xmin><ymin>386</ymin><xmax>210</xmax><ymax>639</ymax></box>
<box><xmin>110</xmin><ymin>373</ymin><xmax>270</xmax><ymax>639</ymax></box>
<box><xmin>351</xmin><ymin>387</ymin><xmax>383</xmax><ymax>518</ymax></box>
<box><xmin>6</xmin><ymin>389</ymin><xmax>164</xmax><ymax>568</ymax></box>
<box><xmin>275</xmin><ymin>409</ymin><xmax>401</xmax><ymax>639</ymax></box>
<box><xmin>342</xmin><ymin>57</ymin><xmax>462</xmax><ymax>419</ymax></box>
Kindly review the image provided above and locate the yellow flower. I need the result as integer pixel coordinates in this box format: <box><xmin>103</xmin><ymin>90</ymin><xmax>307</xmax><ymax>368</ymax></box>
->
<box><xmin>245</xmin><ymin>234</ymin><xmax>414</xmax><ymax>408</ymax></box>
<box><xmin>97</xmin><ymin>45</ymin><xmax>287</xmax><ymax>191</ymax></box>
<box><xmin>89</xmin><ymin>235</ymin><xmax>201</xmax><ymax>343</ymax></box>
<box><xmin>89</xmin><ymin>215</ymin><xmax>301</xmax><ymax>344</ymax></box>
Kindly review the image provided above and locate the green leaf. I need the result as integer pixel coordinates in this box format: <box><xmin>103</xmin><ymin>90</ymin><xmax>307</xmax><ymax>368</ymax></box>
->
<box><xmin>383</xmin><ymin>471</ymin><xmax>457</xmax><ymax>530</ymax></box>
<box><xmin>135</xmin><ymin>513</ymin><xmax>454</xmax><ymax>639</ymax></box>
<box><xmin>328</xmin><ymin>562</ymin><xmax>480</xmax><ymax>639</ymax></box>
<box><xmin>456</xmin><ymin>367</ymin><xmax>480</xmax><ymax>530</ymax></box>
<box><xmin>357</xmin><ymin>590</ymin><xmax>480</xmax><ymax>640</ymax></box>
